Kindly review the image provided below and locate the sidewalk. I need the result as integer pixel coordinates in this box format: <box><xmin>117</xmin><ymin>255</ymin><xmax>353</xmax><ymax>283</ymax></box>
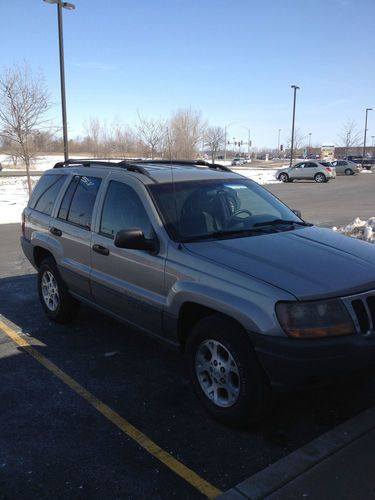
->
<box><xmin>219</xmin><ymin>405</ymin><xmax>375</xmax><ymax>499</ymax></box>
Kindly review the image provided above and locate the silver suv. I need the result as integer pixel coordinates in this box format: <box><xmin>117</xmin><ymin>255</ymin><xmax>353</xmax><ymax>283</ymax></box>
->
<box><xmin>276</xmin><ymin>160</ymin><xmax>336</xmax><ymax>183</ymax></box>
<box><xmin>21</xmin><ymin>159</ymin><xmax>375</xmax><ymax>425</ymax></box>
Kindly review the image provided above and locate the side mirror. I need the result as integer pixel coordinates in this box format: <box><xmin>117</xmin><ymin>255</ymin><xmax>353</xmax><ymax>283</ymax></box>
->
<box><xmin>292</xmin><ymin>209</ymin><xmax>302</xmax><ymax>218</ymax></box>
<box><xmin>114</xmin><ymin>228</ymin><xmax>157</xmax><ymax>252</ymax></box>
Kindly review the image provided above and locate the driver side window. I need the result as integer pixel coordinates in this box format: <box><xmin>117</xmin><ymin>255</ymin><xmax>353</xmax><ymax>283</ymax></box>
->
<box><xmin>100</xmin><ymin>181</ymin><xmax>153</xmax><ymax>239</ymax></box>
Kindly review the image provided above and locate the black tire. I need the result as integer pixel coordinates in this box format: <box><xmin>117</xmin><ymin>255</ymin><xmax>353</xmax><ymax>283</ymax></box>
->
<box><xmin>345</xmin><ymin>168</ymin><xmax>353</xmax><ymax>176</ymax></box>
<box><xmin>38</xmin><ymin>257</ymin><xmax>79</xmax><ymax>323</ymax></box>
<box><xmin>314</xmin><ymin>172</ymin><xmax>326</xmax><ymax>183</ymax></box>
<box><xmin>185</xmin><ymin>315</ymin><xmax>271</xmax><ymax>426</ymax></box>
<box><xmin>279</xmin><ymin>173</ymin><xmax>289</xmax><ymax>183</ymax></box>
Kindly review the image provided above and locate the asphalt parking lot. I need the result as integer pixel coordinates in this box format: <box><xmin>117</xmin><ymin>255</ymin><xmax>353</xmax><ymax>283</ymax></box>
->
<box><xmin>267</xmin><ymin>171</ymin><xmax>375</xmax><ymax>228</ymax></box>
<box><xmin>1</xmin><ymin>173</ymin><xmax>375</xmax><ymax>499</ymax></box>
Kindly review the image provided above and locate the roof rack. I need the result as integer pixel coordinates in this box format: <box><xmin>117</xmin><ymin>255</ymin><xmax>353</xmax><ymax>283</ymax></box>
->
<box><xmin>128</xmin><ymin>159</ymin><xmax>232</xmax><ymax>172</ymax></box>
<box><xmin>53</xmin><ymin>158</ymin><xmax>156</xmax><ymax>181</ymax></box>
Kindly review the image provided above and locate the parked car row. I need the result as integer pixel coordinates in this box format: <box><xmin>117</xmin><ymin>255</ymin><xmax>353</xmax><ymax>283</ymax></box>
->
<box><xmin>275</xmin><ymin>158</ymin><xmax>366</xmax><ymax>183</ymax></box>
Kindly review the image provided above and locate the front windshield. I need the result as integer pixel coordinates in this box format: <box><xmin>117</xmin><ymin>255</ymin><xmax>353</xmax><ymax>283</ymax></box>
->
<box><xmin>149</xmin><ymin>178</ymin><xmax>304</xmax><ymax>242</ymax></box>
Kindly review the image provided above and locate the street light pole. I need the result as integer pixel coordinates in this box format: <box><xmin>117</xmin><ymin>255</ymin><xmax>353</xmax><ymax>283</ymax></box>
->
<box><xmin>277</xmin><ymin>129</ymin><xmax>281</xmax><ymax>152</ymax></box>
<box><xmin>308</xmin><ymin>132</ymin><xmax>312</xmax><ymax>148</ymax></box>
<box><xmin>289</xmin><ymin>85</ymin><xmax>300</xmax><ymax>167</ymax></box>
<box><xmin>44</xmin><ymin>0</ymin><xmax>75</xmax><ymax>162</ymax></box>
<box><xmin>363</xmin><ymin>108</ymin><xmax>372</xmax><ymax>162</ymax></box>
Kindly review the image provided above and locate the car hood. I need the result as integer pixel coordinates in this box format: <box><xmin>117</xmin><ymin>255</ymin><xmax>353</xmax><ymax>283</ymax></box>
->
<box><xmin>184</xmin><ymin>226</ymin><xmax>375</xmax><ymax>300</ymax></box>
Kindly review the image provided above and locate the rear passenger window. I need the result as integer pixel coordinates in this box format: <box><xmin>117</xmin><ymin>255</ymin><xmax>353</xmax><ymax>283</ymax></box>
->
<box><xmin>58</xmin><ymin>175</ymin><xmax>101</xmax><ymax>229</ymax></box>
<box><xmin>30</xmin><ymin>175</ymin><xmax>65</xmax><ymax>215</ymax></box>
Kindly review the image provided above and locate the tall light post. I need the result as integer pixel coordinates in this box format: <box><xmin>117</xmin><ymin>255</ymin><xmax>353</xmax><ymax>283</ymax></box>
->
<box><xmin>362</xmin><ymin>107</ymin><xmax>372</xmax><ymax>162</ymax></box>
<box><xmin>308</xmin><ymin>132</ymin><xmax>312</xmax><ymax>148</ymax></box>
<box><xmin>371</xmin><ymin>135</ymin><xmax>375</xmax><ymax>147</ymax></box>
<box><xmin>277</xmin><ymin>128</ymin><xmax>281</xmax><ymax>153</ymax></box>
<box><xmin>224</xmin><ymin>122</ymin><xmax>235</xmax><ymax>161</ymax></box>
<box><xmin>44</xmin><ymin>0</ymin><xmax>75</xmax><ymax>162</ymax></box>
<box><xmin>362</xmin><ymin>108</ymin><xmax>372</xmax><ymax>160</ymax></box>
<box><xmin>290</xmin><ymin>85</ymin><xmax>300</xmax><ymax>167</ymax></box>
<box><xmin>240</xmin><ymin>125</ymin><xmax>251</xmax><ymax>158</ymax></box>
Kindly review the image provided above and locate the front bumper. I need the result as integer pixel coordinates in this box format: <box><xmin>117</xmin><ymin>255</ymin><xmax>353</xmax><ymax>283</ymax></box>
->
<box><xmin>249</xmin><ymin>330</ymin><xmax>375</xmax><ymax>390</ymax></box>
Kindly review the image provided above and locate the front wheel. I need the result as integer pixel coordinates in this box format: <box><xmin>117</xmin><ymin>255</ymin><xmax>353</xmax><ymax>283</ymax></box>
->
<box><xmin>279</xmin><ymin>173</ymin><xmax>289</xmax><ymax>182</ymax></box>
<box><xmin>345</xmin><ymin>169</ymin><xmax>353</xmax><ymax>175</ymax></box>
<box><xmin>38</xmin><ymin>257</ymin><xmax>79</xmax><ymax>323</ymax></box>
<box><xmin>314</xmin><ymin>173</ymin><xmax>326</xmax><ymax>183</ymax></box>
<box><xmin>185</xmin><ymin>315</ymin><xmax>270</xmax><ymax>426</ymax></box>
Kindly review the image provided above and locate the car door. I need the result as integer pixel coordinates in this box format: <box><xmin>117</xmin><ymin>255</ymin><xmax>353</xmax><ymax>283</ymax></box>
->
<box><xmin>305</xmin><ymin>162</ymin><xmax>318</xmax><ymax>179</ymax></box>
<box><xmin>90</xmin><ymin>175</ymin><xmax>166</xmax><ymax>335</ymax></box>
<box><xmin>50</xmin><ymin>173</ymin><xmax>103</xmax><ymax>299</ymax></box>
<box><xmin>291</xmin><ymin>163</ymin><xmax>305</xmax><ymax>179</ymax></box>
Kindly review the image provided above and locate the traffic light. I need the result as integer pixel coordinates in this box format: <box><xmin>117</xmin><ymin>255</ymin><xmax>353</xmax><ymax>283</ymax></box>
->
<box><xmin>280</xmin><ymin>144</ymin><xmax>284</xmax><ymax>151</ymax></box>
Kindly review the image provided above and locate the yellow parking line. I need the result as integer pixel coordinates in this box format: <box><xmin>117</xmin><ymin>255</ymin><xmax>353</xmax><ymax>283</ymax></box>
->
<box><xmin>0</xmin><ymin>320</ymin><xmax>222</xmax><ymax>499</ymax></box>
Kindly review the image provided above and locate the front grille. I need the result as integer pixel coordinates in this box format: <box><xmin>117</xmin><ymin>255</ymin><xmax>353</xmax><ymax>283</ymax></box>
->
<box><xmin>342</xmin><ymin>291</ymin><xmax>375</xmax><ymax>336</ymax></box>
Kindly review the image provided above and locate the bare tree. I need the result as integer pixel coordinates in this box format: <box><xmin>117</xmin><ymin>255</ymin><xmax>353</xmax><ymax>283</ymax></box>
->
<box><xmin>83</xmin><ymin>117</ymin><xmax>102</xmax><ymax>157</ymax></box>
<box><xmin>0</xmin><ymin>64</ymin><xmax>52</xmax><ymax>194</ymax></box>
<box><xmin>135</xmin><ymin>112</ymin><xmax>166</xmax><ymax>159</ymax></box>
<box><xmin>168</xmin><ymin>108</ymin><xmax>205</xmax><ymax>159</ymax></box>
<box><xmin>338</xmin><ymin>119</ymin><xmax>362</xmax><ymax>155</ymax></box>
<box><xmin>205</xmin><ymin>126</ymin><xmax>225</xmax><ymax>164</ymax></box>
<box><xmin>288</xmin><ymin>128</ymin><xmax>305</xmax><ymax>156</ymax></box>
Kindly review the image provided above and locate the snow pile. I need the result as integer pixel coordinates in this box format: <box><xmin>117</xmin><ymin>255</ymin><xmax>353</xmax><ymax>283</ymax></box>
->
<box><xmin>0</xmin><ymin>177</ymin><xmax>36</xmax><ymax>224</ymax></box>
<box><xmin>233</xmin><ymin>168</ymin><xmax>280</xmax><ymax>185</ymax></box>
<box><xmin>333</xmin><ymin>217</ymin><xmax>375</xmax><ymax>243</ymax></box>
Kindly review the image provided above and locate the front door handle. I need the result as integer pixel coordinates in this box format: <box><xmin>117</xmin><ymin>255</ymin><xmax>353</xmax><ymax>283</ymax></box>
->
<box><xmin>92</xmin><ymin>244</ymin><xmax>110</xmax><ymax>256</ymax></box>
<box><xmin>50</xmin><ymin>227</ymin><xmax>62</xmax><ymax>237</ymax></box>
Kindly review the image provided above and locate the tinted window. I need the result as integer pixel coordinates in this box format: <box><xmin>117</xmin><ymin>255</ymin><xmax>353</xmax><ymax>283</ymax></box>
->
<box><xmin>63</xmin><ymin>176</ymin><xmax>101</xmax><ymax>228</ymax></box>
<box><xmin>100</xmin><ymin>181</ymin><xmax>153</xmax><ymax>239</ymax></box>
<box><xmin>30</xmin><ymin>174</ymin><xmax>65</xmax><ymax>215</ymax></box>
<box><xmin>58</xmin><ymin>175</ymin><xmax>80</xmax><ymax>220</ymax></box>
<box><xmin>306</xmin><ymin>163</ymin><xmax>316</xmax><ymax>168</ymax></box>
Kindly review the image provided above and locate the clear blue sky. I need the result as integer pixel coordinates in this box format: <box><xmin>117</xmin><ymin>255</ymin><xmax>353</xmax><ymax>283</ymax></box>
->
<box><xmin>1</xmin><ymin>0</ymin><xmax>374</xmax><ymax>149</ymax></box>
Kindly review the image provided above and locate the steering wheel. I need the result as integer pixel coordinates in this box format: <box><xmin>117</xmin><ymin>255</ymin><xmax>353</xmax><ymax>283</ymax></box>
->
<box><xmin>225</xmin><ymin>209</ymin><xmax>252</xmax><ymax>228</ymax></box>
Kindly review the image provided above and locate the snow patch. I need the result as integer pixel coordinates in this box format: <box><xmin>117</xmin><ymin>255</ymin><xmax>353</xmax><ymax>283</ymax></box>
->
<box><xmin>333</xmin><ymin>217</ymin><xmax>375</xmax><ymax>243</ymax></box>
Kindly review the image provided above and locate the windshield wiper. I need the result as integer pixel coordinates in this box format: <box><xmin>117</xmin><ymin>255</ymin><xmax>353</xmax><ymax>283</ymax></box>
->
<box><xmin>182</xmin><ymin>227</ymin><xmax>270</xmax><ymax>242</ymax></box>
<box><xmin>253</xmin><ymin>219</ymin><xmax>313</xmax><ymax>228</ymax></box>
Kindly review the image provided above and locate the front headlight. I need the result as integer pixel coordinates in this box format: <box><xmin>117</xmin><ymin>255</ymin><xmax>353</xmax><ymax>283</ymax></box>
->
<box><xmin>275</xmin><ymin>299</ymin><xmax>355</xmax><ymax>338</ymax></box>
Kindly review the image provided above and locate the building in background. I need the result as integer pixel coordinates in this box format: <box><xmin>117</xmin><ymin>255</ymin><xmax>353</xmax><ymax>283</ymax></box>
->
<box><xmin>320</xmin><ymin>144</ymin><xmax>335</xmax><ymax>161</ymax></box>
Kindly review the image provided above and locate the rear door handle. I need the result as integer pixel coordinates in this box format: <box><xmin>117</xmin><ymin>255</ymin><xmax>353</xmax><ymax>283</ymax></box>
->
<box><xmin>50</xmin><ymin>227</ymin><xmax>62</xmax><ymax>237</ymax></box>
<box><xmin>92</xmin><ymin>244</ymin><xmax>110</xmax><ymax>256</ymax></box>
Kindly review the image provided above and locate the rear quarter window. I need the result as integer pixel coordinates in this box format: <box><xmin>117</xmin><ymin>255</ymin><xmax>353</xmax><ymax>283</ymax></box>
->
<box><xmin>29</xmin><ymin>174</ymin><xmax>65</xmax><ymax>215</ymax></box>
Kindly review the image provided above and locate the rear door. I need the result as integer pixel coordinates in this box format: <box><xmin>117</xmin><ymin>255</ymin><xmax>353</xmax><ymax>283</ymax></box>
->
<box><xmin>305</xmin><ymin>162</ymin><xmax>317</xmax><ymax>179</ymax></box>
<box><xmin>51</xmin><ymin>173</ymin><xmax>103</xmax><ymax>299</ymax></box>
<box><xmin>90</xmin><ymin>174</ymin><xmax>166</xmax><ymax>335</ymax></box>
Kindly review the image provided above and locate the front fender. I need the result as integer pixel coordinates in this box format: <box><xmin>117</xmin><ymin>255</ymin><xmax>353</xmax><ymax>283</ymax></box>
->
<box><xmin>166</xmin><ymin>280</ymin><xmax>289</xmax><ymax>336</ymax></box>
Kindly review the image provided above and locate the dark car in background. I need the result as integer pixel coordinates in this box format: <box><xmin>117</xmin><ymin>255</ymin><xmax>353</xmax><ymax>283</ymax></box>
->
<box><xmin>345</xmin><ymin>156</ymin><xmax>374</xmax><ymax>170</ymax></box>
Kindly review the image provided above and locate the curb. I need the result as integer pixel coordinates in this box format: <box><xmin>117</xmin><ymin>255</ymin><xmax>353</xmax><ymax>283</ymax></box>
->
<box><xmin>218</xmin><ymin>404</ymin><xmax>375</xmax><ymax>499</ymax></box>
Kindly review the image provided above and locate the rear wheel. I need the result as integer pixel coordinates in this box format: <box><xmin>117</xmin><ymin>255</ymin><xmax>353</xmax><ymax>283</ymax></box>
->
<box><xmin>185</xmin><ymin>315</ymin><xmax>270</xmax><ymax>426</ymax></box>
<box><xmin>314</xmin><ymin>172</ymin><xmax>326</xmax><ymax>183</ymax></box>
<box><xmin>345</xmin><ymin>168</ymin><xmax>353</xmax><ymax>175</ymax></box>
<box><xmin>279</xmin><ymin>173</ymin><xmax>289</xmax><ymax>183</ymax></box>
<box><xmin>38</xmin><ymin>257</ymin><xmax>79</xmax><ymax>323</ymax></box>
